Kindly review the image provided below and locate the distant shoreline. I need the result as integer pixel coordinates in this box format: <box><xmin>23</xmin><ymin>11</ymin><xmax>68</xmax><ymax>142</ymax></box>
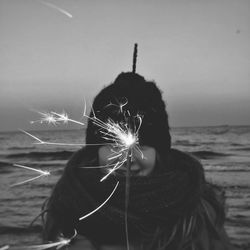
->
<box><xmin>1</xmin><ymin>124</ymin><xmax>250</xmax><ymax>134</ymax></box>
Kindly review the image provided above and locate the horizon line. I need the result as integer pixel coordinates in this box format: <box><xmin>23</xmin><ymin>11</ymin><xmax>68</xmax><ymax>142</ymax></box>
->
<box><xmin>1</xmin><ymin>124</ymin><xmax>250</xmax><ymax>133</ymax></box>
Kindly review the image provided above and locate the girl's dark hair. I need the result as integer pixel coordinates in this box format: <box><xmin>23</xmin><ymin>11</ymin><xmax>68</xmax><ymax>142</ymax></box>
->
<box><xmin>86</xmin><ymin>72</ymin><xmax>171</xmax><ymax>160</ymax></box>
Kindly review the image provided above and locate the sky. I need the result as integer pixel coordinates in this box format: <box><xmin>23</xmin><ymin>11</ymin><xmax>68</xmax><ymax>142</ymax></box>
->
<box><xmin>0</xmin><ymin>0</ymin><xmax>249</xmax><ymax>131</ymax></box>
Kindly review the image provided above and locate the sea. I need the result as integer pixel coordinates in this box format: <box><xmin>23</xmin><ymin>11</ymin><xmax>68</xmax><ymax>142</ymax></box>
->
<box><xmin>0</xmin><ymin>126</ymin><xmax>250</xmax><ymax>249</ymax></box>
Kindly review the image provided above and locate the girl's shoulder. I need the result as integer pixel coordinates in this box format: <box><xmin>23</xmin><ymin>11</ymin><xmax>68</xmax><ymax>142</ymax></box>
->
<box><xmin>168</xmin><ymin>148</ymin><xmax>204</xmax><ymax>176</ymax></box>
<box><xmin>169</xmin><ymin>148</ymin><xmax>202</xmax><ymax>165</ymax></box>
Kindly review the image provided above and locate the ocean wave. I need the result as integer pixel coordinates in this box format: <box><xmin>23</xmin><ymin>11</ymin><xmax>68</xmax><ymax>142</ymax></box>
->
<box><xmin>0</xmin><ymin>225</ymin><xmax>42</xmax><ymax>234</ymax></box>
<box><xmin>205</xmin><ymin>165</ymin><xmax>250</xmax><ymax>172</ymax></box>
<box><xmin>7</xmin><ymin>146</ymin><xmax>35</xmax><ymax>150</ymax></box>
<box><xmin>222</xmin><ymin>185</ymin><xmax>250</xmax><ymax>190</ymax></box>
<box><xmin>0</xmin><ymin>161</ymin><xmax>12</xmax><ymax>167</ymax></box>
<box><xmin>209</xmin><ymin>128</ymin><xmax>230</xmax><ymax>135</ymax></box>
<box><xmin>191</xmin><ymin>150</ymin><xmax>230</xmax><ymax>159</ymax></box>
<box><xmin>0</xmin><ymin>161</ymin><xmax>13</xmax><ymax>173</ymax></box>
<box><xmin>231</xmin><ymin>143</ymin><xmax>244</xmax><ymax>146</ymax></box>
<box><xmin>34</xmin><ymin>183</ymin><xmax>55</xmax><ymax>189</ymax></box>
<box><xmin>233</xmin><ymin>147</ymin><xmax>250</xmax><ymax>152</ymax></box>
<box><xmin>227</xmin><ymin>217</ymin><xmax>250</xmax><ymax>227</ymax></box>
<box><xmin>173</xmin><ymin>140</ymin><xmax>198</xmax><ymax>147</ymax></box>
<box><xmin>206</xmin><ymin>168</ymin><xmax>250</xmax><ymax>172</ymax></box>
<box><xmin>6</xmin><ymin>151</ymin><xmax>74</xmax><ymax>160</ymax></box>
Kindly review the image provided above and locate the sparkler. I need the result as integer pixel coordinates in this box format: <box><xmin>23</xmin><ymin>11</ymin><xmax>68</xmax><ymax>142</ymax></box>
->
<box><xmin>84</xmin><ymin>101</ymin><xmax>143</xmax><ymax>250</ymax></box>
<box><xmin>11</xmin><ymin>164</ymin><xmax>50</xmax><ymax>187</ymax></box>
<box><xmin>83</xmin><ymin>101</ymin><xmax>143</xmax><ymax>182</ymax></box>
<box><xmin>27</xmin><ymin>105</ymin><xmax>143</xmax><ymax>180</ymax></box>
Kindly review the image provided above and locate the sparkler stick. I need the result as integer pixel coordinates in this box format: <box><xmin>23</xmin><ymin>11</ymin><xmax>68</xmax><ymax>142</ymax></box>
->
<box><xmin>125</xmin><ymin>149</ymin><xmax>132</xmax><ymax>250</ymax></box>
<box><xmin>79</xmin><ymin>181</ymin><xmax>119</xmax><ymax>220</ymax></box>
<box><xmin>124</xmin><ymin>43</ymin><xmax>139</xmax><ymax>250</ymax></box>
<box><xmin>10</xmin><ymin>164</ymin><xmax>50</xmax><ymax>187</ymax></box>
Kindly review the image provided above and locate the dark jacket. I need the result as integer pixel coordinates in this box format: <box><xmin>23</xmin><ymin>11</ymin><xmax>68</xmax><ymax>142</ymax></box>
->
<box><xmin>43</xmin><ymin>147</ymin><xmax>235</xmax><ymax>250</ymax></box>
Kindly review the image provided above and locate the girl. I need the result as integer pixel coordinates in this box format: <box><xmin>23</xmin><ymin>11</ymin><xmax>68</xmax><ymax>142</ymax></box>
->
<box><xmin>42</xmin><ymin>72</ymin><xmax>236</xmax><ymax>250</ymax></box>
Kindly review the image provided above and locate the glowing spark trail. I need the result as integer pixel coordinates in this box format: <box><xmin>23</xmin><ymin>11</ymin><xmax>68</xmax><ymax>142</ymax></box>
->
<box><xmin>79</xmin><ymin>163</ymin><xmax>118</xmax><ymax>169</ymax></box>
<box><xmin>51</xmin><ymin>111</ymin><xmax>85</xmax><ymax>125</ymax></box>
<box><xmin>20</xmin><ymin>129</ymin><xmax>106</xmax><ymax>147</ymax></box>
<box><xmin>79</xmin><ymin>181</ymin><xmax>119</xmax><ymax>220</ymax></box>
<box><xmin>30</xmin><ymin>111</ymin><xmax>58</xmax><ymax>125</ymax></box>
<box><xmin>11</xmin><ymin>164</ymin><xmax>50</xmax><ymax>187</ymax></box>
<box><xmin>7</xmin><ymin>230</ymin><xmax>77</xmax><ymax>250</ymax></box>
<box><xmin>37</xmin><ymin>0</ymin><xmax>73</xmax><ymax>18</ymax></box>
<box><xmin>0</xmin><ymin>246</ymin><xmax>9</xmax><ymax>250</ymax></box>
<box><xmin>100</xmin><ymin>159</ymin><xmax>126</xmax><ymax>182</ymax></box>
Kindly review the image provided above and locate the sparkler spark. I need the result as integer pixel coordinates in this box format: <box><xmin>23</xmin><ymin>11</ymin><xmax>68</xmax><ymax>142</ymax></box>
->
<box><xmin>100</xmin><ymin>160</ymin><xmax>126</xmax><ymax>182</ymax></box>
<box><xmin>79</xmin><ymin>163</ymin><xmax>118</xmax><ymax>169</ymax></box>
<box><xmin>20</xmin><ymin>129</ymin><xmax>106</xmax><ymax>147</ymax></box>
<box><xmin>0</xmin><ymin>246</ymin><xmax>9</xmax><ymax>250</ymax></box>
<box><xmin>104</xmin><ymin>97</ymin><xmax>128</xmax><ymax>114</ymax></box>
<box><xmin>79</xmin><ymin>181</ymin><xmax>119</xmax><ymax>220</ymax></box>
<box><xmin>37</xmin><ymin>0</ymin><xmax>73</xmax><ymax>18</ymax></box>
<box><xmin>7</xmin><ymin>230</ymin><xmax>77</xmax><ymax>250</ymax></box>
<box><xmin>51</xmin><ymin>111</ymin><xmax>85</xmax><ymax>125</ymax></box>
<box><xmin>30</xmin><ymin>111</ymin><xmax>58</xmax><ymax>125</ymax></box>
<box><xmin>11</xmin><ymin>164</ymin><xmax>50</xmax><ymax>187</ymax></box>
<box><xmin>31</xmin><ymin>111</ymin><xmax>85</xmax><ymax>126</ymax></box>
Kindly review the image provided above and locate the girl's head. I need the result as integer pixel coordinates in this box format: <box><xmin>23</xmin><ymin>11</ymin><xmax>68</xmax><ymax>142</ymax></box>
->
<box><xmin>85</xmin><ymin>72</ymin><xmax>171</xmax><ymax>175</ymax></box>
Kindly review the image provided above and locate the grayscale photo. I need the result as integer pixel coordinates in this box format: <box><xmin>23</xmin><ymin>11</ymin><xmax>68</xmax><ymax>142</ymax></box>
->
<box><xmin>0</xmin><ymin>1</ymin><xmax>249</xmax><ymax>249</ymax></box>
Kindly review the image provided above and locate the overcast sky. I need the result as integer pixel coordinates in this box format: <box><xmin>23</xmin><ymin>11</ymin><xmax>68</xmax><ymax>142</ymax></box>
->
<box><xmin>0</xmin><ymin>0</ymin><xmax>249</xmax><ymax>131</ymax></box>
